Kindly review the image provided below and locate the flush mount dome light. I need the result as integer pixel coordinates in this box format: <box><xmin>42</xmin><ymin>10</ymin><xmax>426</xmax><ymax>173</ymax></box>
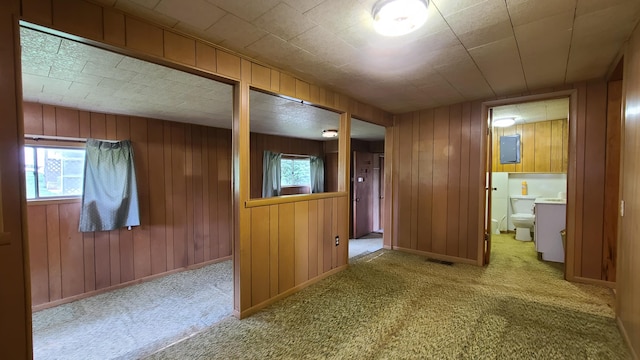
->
<box><xmin>372</xmin><ymin>0</ymin><xmax>429</xmax><ymax>37</ymax></box>
<box><xmin>493</xmin><ymin>117</ymin><xmax>516</xmax><ymax>127</ymax></box>
<box><xmin>322</xmin><ymin>129</ymin><xmax>339</xmax><ymax>138</ymax></box>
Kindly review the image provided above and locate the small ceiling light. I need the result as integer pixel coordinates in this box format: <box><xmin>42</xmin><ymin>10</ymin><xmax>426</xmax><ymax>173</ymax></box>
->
<box><xmin>493</xmin><ymin>117</ymin><xmax>516</xmax><ymax>128</ymax></box>
<box><xmin>372</xmin><ymin>0</ymin><xmax>429</xmax><ymax>37</ymax></box>
<box><xmin>322</xmin><ymin>129</ymin><xmax>339</xmax><ymax>138</ymax></box>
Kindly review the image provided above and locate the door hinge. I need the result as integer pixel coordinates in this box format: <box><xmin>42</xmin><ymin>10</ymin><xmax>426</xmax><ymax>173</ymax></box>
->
<box><xmin>484</xmin><ymin>233</ymin><xmax>489</xmax><ymax>242</ymax></box>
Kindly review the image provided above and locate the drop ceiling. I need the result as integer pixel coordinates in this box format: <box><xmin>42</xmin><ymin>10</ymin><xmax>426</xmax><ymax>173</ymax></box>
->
<box><xmin>85</xmin><ymin>0</ymin><xmax>640</xmax><ymax>114</ymax></box>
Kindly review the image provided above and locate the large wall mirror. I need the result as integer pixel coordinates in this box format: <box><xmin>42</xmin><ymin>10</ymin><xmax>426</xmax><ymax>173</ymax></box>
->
<box><xmin>249</xmin><ymin>89</ymin><xmax>341</xmax><ymax>199</ymax></box>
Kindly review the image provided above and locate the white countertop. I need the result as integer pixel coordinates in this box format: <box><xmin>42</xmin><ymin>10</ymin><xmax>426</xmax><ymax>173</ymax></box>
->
<box><xmin>535</xmin><ymin>197</ymin><xmax>566</xmax><ymax>205</ymax></box>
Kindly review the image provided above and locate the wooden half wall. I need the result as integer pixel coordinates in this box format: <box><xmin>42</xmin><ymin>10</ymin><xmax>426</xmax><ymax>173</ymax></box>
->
<box><xmin>23</xmin><ymin>102</ymin><xmax>233</xmax><ymax>308</ymax></box>
<box><xmin>18</xmin><ymin>0</ymin><xmax>392</xmax><ymax>322</ymax></box>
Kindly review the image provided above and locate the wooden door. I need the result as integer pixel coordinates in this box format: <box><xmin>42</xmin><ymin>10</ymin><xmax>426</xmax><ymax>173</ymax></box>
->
<box><xmin>353</xmin><ymin>151</ymin><xmax>373</xmax><ymax>238</ymax></box>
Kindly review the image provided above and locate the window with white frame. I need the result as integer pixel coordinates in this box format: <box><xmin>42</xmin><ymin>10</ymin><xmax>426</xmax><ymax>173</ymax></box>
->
<box><xmin>25</xmin><ymin>146</ymin><xmax>86</xmax><ymax>199</ymax></box>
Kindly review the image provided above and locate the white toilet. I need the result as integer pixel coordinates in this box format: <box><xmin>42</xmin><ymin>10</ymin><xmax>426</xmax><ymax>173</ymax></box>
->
<box><xmin>510</xmin><ymin>195</ymin><xmax>537</xmax><ymax>241</ymax></box>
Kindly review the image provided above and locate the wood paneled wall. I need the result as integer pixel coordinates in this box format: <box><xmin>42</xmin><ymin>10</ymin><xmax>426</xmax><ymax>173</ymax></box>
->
<box><xmin>618</xmin><ymin>24</ymin><xmax>640</xmax><ymax>359</ymax></box>
<box><xmin>246</xmin><ymin>197</ymin><xmax>347</xmax><ymax>308</ymax></box>
<box><xmin>23</xmin><ymin>102</ymin><xmax>232</xmax><ymax>308</ymax></box>
<box><xmin>567</xmin><ymin>82</ymin><xmax>616</xmax><ymax>283</ymax></box>
<box><xmin>0</xmin><ymin>1</ymin><xmax>31</xmax><ymax>358</ymax></box>
<box><xmin>249</xmin><ymin>133</ymin><xmax>324</xmax><ymax>199</ymax></box>
<box><xmin>391</xmin><ymin>103</ymin><xmax>484</xmax><ymax>263</ymax></box>
<box><xmin>492</xmin><ymin>119</ymin><xmax>568</xmax><ymax>173</ymax></box>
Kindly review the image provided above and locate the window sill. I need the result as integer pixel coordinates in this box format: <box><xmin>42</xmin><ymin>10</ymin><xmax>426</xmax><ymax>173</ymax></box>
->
<box><xmin>246</xmin><ymin>191</ymin><xmax>347</xmax><ymax>208</ymax></box>
<box><xmin>27</xmin><ymin>197</ymin><xmax>81</xmax><ymax>206</ymax></box>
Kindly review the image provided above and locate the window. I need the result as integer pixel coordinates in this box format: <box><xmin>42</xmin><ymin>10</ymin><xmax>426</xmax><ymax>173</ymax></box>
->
<box><xmin>280</xmin><ymin>157</ymin><xmax>310</xmax><ymax>187</ymax></box>
<box><xmin>25</xmin><ymin>146</ymin><xmax>86</xmax><ymax>199</ymax></box>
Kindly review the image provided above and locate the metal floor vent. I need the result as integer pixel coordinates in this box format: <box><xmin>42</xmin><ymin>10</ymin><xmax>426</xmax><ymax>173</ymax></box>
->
<box><xmin>426</xmin><ymin>258</ymin><xmax>454</xmax><ymax>266</ymax></box>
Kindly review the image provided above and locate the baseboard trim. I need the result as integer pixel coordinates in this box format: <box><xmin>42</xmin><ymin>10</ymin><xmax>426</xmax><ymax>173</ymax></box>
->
<box><xmin>383</xmin><ymin>245</ymin><xmax>392</xmax><ymax>250</ymax></box>
<box><xmin>617</xmin><ymin>316</ymin><xmax>639</xmax><ymax>360</ymax></box>
<box><xmin>392</xmin><ymin>247</ymin><xmax>478</xmax><ymax>265</ymax></box>
<box><xmin>239</xmin><ymin>264</ymin><xmax>349</xmax><ymax>319</ymax></box>
<box><xmin>569</xmin><ymin>276</ymin><xmax>616</xmax><ymax>289</ymax></box>
<box><xmin>32</xmin><ymin>256</ymin><xmax>233</xmax><ymax>312</ymax></box>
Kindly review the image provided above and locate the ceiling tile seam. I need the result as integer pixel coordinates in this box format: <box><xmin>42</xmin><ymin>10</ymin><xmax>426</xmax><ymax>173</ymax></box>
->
<box><xmin>562</xmin><ymin>2</ymin><xmax>579</xmax><ymax>85</ymax></box>
<box><xmin>430</xmin><ymin>0</ymin><xmax>496</xmax><ymax>100</ymax></box>
<box><xmin>503</xmin><ymin>0</ymin><xmax>529</xmax><ymax>94</ymax></box>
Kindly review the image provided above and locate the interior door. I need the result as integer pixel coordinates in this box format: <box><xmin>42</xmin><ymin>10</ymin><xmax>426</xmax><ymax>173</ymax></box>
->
<box><xmin>353</xmin><ymin>151</ymin><xmax>373</xmax><ymax>238</ymax></box>
<box><xmin>484</xmin><ymin>108</ymin><xmax>494</xmax><ymax>265</ymax></box>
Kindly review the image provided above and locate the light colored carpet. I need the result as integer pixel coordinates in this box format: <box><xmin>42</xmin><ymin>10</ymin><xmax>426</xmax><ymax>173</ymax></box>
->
<box><xmin>146</xmin><ymin>233</ymin><xmax>628</xmax><ymax>359</ymax></box>
<box><xmin>32</xmin><ymin>260</ymin><xmax>233</xmax><ymax>360</ymax></box>
<box><xmin>349</xmin><ymin>232</ymin><xmax>383</xmax><ymax>259</ymax></box>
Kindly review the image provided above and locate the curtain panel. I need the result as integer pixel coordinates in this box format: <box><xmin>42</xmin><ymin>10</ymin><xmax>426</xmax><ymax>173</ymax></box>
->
<box><xmin>79</xmin><ymin>139</ymin><xmax>140</xmax><ymax>232</ymax></box>
<box><xmin>310</xmin><ymin>156</ymin><xmax>325</xmax><ymax>193</ymax></box>
<box><xmin>262</xmin><ymin>150</ymin><xmax>282</xmax><ymax>198</ymax></box>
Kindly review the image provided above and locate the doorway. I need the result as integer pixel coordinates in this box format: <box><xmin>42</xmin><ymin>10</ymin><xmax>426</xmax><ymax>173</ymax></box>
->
<box><xmin>349</xmin><ymin>118</ymin><xmax>385</xmax><ymax>260</ymax></box>
<box><xmin>485</xmin><ymin>97</ymin><xmax>570</xmax><ymax>272</ymax></box>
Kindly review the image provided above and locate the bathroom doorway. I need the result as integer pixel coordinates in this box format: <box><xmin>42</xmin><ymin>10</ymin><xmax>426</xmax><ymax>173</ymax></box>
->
<box><xmin>484</xmin><ymin>95</ymin><xmax>570</xmax><ymax>273</ymax></box>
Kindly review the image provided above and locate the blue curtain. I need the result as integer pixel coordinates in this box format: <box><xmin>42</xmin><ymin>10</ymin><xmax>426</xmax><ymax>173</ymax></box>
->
<box><xmin>262</xmin><ymin>151</ymin><xmax>282</xmax><ymax>198</ymax></box>
<box><xmin>79</xmin><ymin>139</ymin><xmax>140</xmax><ymax>232</ymax></box>
<box><xmin>310</xmin><ymin>156</ymin><xmax>324</xmax><ymax>193</ymax></box>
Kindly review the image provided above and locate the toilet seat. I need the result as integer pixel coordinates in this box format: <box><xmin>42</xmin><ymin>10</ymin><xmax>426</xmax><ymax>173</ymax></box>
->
<box><xmin>511</xmin><ymin>213</ymin><xmax>535</xmax><ymax>221</ymax></box>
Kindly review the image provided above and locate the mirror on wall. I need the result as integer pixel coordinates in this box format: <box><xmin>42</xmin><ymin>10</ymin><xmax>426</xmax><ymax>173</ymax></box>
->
<box><xmin>249</xmin><ymin>89</ymin><xmax>340</xmax><ymax>199</ymax></box>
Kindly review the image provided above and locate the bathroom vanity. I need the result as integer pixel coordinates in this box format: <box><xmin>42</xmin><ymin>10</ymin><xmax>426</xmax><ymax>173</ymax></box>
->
<box><xmin>534</xmin><ymin>198</ymin><xmax>566</xmax><ymax>263</ymax></box>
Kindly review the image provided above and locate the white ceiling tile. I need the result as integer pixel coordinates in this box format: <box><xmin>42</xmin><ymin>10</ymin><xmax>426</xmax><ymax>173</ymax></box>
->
<box><xmin>115</xmin><ymin>0</ymin><xmax>179</xmax><ymax>28</ymax></box>
<box><xmin>282</xmin><ymin>0</ymin><xmax>326</xmax><ymax>13</ymax></box>
<box><xmin>457</xmin><ymin>19</ymin><xmax>513</xmax><ymax>49</ymax></box>
<box><xmin>207</xmin><ymin>14</ymin><xmax>267</xmax><ymax>49</ymax></box>
<box><xmin>155</xmin><ymin>0</ymin><xmax>226</xmax><ymax>30</ymax></box>
<box><xmin>253</xmin><ymin>2</ymin><xmax>317</xmax><ymax>41</ymax></box>
<box><xmin>468</xmin><ymin>36</ymin><xmax>526</xmax><ymax>95</ymax></box>
<box><xmin>246</xmin><ymin>34</ymin><xmax>302</xmax><ymax>67</ymax></box>
<box><xmin>304</xmin><ymin>0</ymin><xmax>370</xmax><ymax>32</ymax></box>
<box><xmin>435</xmin><ymin>57</ymin><xmax>495</xmax><ymax>100</ymax></box>
<box><xmin>431</xmin><ymin>0</ymin><xmax>487</xmax><ymax>17</ymax></box>
<box><xmin>444</xmin><ymin>0</ymin><xmax>510</xmax><ymax>37</ymax></box>
<box><xmin>290</xmin><ymin>26</ymin><xmax>357</xmax><ymax>67</ymax></box>
<box><xmin>506</xmin><ymin>0</ymin><xmax>577</xmax><ymax>27</ymax></box>
<box><xmin>206</xmin><ymin>0</ymin><xmax>280</xmax><ymax>22</ymax></box>
<box><xmin>575</xmin><ymin>0</ymin><xmax>639</xmax><ymax>17</ymax></box>
<box><xmin>82</xmin><ymin>61</ymin><xmax>136</xmax><ymax>81</ymax></box>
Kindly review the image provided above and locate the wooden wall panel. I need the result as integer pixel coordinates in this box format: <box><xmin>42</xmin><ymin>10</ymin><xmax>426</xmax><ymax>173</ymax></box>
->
<box><xmin>24</xmin><ymin>103</ymin><xmax>233</xmax><ymax>308</ymax></box>
<box><xmin>491</xmin><ymin>119</ymin><xmax>568</xmax><ymax>173</ymax></box>
<box><xmin>619</xmin><ymin>24</ymin><xmax>640</xmax><ymax>358</ymax></box>
<box><xmin>602</xmin><ymin>80</ymin><xmax>622</xmax><ymax>282</ymax></box>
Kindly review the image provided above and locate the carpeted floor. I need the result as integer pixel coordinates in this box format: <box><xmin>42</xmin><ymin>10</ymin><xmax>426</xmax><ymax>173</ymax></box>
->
<box><xmin>32</xmin><ymin>260</ymin><xmax>233</xmax><ymax>360</ymax></box>
<box><xmin>147</xmin><ymin>233</ymin><xmax>629</xmax><ymax>359</ymax></box>
<box><xmin>349</xmin><ymin>232</ymin><xmax>383</xmax><ymax>260</ymax></box>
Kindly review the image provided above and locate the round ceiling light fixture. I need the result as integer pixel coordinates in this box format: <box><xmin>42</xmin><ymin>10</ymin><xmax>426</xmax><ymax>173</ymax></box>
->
<box><xmin>493</xmin><ymin>117</ymin><xmax>516</xmax><ymax>128</ymax></box>
<box><xmin>322</xmin><ymin>129</ymin><xmax>339</xmax><ymax>138</ymax></box>
<box><xmin>372</xmin><ymin>0</ymin><xmax>429</xmax><ymax>37</ymax></box>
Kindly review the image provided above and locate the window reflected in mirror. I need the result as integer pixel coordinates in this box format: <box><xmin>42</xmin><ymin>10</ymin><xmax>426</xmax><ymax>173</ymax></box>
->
<box><xmin>250</xmin><ymin>89</ymin><xmax>340</xmax><ymax>199</ymax></box>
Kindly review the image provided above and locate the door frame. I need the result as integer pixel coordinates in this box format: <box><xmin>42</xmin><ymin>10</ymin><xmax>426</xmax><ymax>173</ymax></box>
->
<box><xmin>479</xmin><ymin>90</ymin><xmax>577</xmax><ymax>274</ymax></box>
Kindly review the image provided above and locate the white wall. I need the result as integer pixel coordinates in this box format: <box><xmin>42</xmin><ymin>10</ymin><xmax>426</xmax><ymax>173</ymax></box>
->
<box><xmin>491</xmin><ymin>172</ymin><xmax>567</xmax><ymax>231</ymax></box>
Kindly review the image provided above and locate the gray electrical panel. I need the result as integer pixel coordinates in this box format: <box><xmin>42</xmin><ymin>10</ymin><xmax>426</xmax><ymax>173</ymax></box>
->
<box><xmin>500</xmin><ymin>134</ymin><xmax>521</xmax><ymax>164</ymax></box>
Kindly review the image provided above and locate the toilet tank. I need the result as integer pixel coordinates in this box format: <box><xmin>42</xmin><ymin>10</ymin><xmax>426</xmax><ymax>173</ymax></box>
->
<box><xmin>510</xmin><ymin>195</ymin><xmax>537</xmax><ymax>214</ymax></box>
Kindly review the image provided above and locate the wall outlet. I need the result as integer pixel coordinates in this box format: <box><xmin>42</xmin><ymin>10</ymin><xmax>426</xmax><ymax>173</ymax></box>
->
<box><xmin>335</xmin><ymin>236</ymin><xmax>339</xmax><ymax>246</ymax></box>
